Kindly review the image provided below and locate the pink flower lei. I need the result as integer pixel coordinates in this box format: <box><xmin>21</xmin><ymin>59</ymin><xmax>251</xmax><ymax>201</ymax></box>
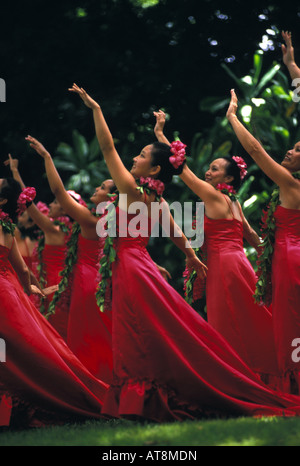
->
<box><xmin>17</xmin><ymin>187</ymin><xmax>36</xmax><ymax>215</ymax></box>
<box><xmin>216</xmin><ymin>183</ymin><xmax>237</xmax><ymax>201</ymax></box>
<box><xmin>169</xmin><ymin>141</ymin><xmax>186</xmax><ymax>169</ymax></box>
<box><xmin>138</xmin><ymin>177</ymin><xmax>165</xmax><ymax>197</ymax></box>
<box><xmin>232</xmin><ymin>156</ymin><xmax>247</xmax><ymax>180</ymax></box>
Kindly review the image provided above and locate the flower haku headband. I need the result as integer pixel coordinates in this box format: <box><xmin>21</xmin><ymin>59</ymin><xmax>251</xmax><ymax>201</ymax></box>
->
<box><xmin>232</xmin><ymin>156</ymin><xmax>247</xmax><ymax>180</ymax></box>
<box><xmin>169</xmin><ymin>141</ymin><xmax>186</xmax><ymax>169</ymax></box>
<box><xmin>17</xmin><ymin>187</ymin><xmax>36</xmax><ymax>215</ymax></box>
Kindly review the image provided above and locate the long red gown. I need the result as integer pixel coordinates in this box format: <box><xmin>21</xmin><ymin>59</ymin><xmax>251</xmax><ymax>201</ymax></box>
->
<box><xmin>272</xmin><ymin>205</ymin><xmax>300</xmax><ymax>393</ymax></box>
<box><xmin>67</xmin><ymin>234</ymin><xmax>113</xmax><ymax>384</ymax></box>
<box><xmin>101</xmin><ymin>206</ymin><xmax>300</xmax><ymax>422</ymax></box>
<box><xmin>38</xmin><ymin>243</ymin><xmax>71</xmax><ymax>341</ymax></box>
<box><xmin>0</xmin><ymin>244</ymin><xmax>108</xmax><ymax>428</ymax></box>
<box><xmin>203</xmin><ymin>205</ymin><xmax>279</xmax><ymax>385</ymax></box>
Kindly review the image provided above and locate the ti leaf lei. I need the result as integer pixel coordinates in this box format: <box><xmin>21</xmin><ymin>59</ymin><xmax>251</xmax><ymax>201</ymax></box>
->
<box><xmin>0</xmin><ymin>210</ymin><xmax>16</xmax><ymax>235</ymax></box>
<box><xmin>96</xmin><ymin>177</ymin><xmax>165</xmax><ymax>312</ymax></box>
<box><xmin>46</xmin><ymin>221</ymin><xmax>81</xmax><ymax>318</ymax></box>
<box><xmin>36</xmin><ymin>217</ymin><xmax>72</xmax><ymax>316</ymax></box>
<box><xmin>254</xmin><ymin>172</ymin><xmax>300</xmax><ymax>306</ymax></box>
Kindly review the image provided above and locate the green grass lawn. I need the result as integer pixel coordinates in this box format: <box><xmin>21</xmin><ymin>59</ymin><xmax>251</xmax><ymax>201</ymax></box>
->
<box><xmin>1</xmin><ymin>415</ymin><xmax>300</xmax><ymax>446</ymax></box>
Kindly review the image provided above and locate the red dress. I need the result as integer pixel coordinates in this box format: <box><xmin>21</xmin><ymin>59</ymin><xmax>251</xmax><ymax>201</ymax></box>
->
<box><xmin>40</xmin><ymin>243</ymin><xmax>71</xmax><ymax>341</ymax></box>
<box><xmin>67</xmin><ymin>234</ymin><xmax>113</xmax><ymax>384</ymax></box>
<box><xmin>0</xmin><ymin>244</ymin><xmax>108</xmax><ymax>428</ymax></box>
<box><xmin>272</xmin><ymin>206</ymin><xmax>300</xmax><ymax>393</ymax></box>
<box><xmin>101</xmin><ymin>207</ymin><xmax>300</xmax><ymax>422</ymax></box>
<box><xmin>203</xmin><ymin>208</ymin><xmax>279</xmax><ymax>385</ymax></box>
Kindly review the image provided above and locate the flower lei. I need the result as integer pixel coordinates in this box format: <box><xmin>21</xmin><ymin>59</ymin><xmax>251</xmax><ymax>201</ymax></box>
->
<box><xmin>0</xmin><ymin>210</ymin><xmax>16</xmax><ymax>235</ymax></box>
<box><xmin>254</xmin><ymin>172</ymin><xmax>300</xmax><ymax>306</ymax></box>
<box><xmin>216</xmin><ymin>183</ymin><xmax>238</xmax><ymax>201</ymax></box>
<box><xmin>96</xmin><ymin>177</ymin><xmax>165</xmax><ymax>312</ymax></box>
<box><xmin>17</xmin><ymin>187</ymin><xmax>36</xmax><ymax>215</ymax></box>
<box><xmin>169</xmin><ymin>141</ymin><xmax>186</xmax><ymax>169</ymax></box>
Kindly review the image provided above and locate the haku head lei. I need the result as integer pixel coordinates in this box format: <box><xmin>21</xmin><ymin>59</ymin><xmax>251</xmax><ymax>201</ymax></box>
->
<box><xmin>232</xmin><ymin>156</ymin><xmax>247</xmax><ymax>180</ymax></box>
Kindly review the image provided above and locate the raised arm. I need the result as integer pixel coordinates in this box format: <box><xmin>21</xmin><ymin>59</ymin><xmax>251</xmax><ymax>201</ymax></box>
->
<box><xmin>281</xmin><ymin>31</ymin><xmax>300</xmax><ymax>82</ymax></box>
<box><xmin>226</xmin><ymin>89</ymin><xmax>299</xmax><ymax>191</ymax></box>
<box><xmin>25</xmin><ymin>136</ymin><xmax>93</xmax><ymax>228</ymax></box>
<box><xmin>69</xmin><ymin>84</ymin><xmax>138</xmax><ymax>200</ymax></box>
<box><xmin>179</xmin><ymin>163</ymin><xmax>226</xmax><ymax>205</ymax></box>
<box><xmin>4</xmin><ymin>155</ymin><xmax>26</xmax><ymax>189</ymax></box>
<box><xmin>153</xmin><ymin>110</ymin><xmax>171</xmax><ymax>145</ymax></box>
<box><xmin>159</xmin><ymin>199</ymin><xmax>207</xmax><ymax>278</ymax></box>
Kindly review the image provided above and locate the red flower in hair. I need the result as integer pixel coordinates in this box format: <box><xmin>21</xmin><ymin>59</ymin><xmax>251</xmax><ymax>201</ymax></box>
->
<box><xmin>232</xmin><ymin>156</ymin><xmax>247</xmax><ymax>180</ymax></box>
<box><xmin>17</xmin><ymin>187</ymin><xmax>36</xmax><ymax>215</ymax></box>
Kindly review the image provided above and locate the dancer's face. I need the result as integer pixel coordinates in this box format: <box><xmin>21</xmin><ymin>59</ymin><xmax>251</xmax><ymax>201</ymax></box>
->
<box><xmin>130</xmin><ymin>145</ymin><xmax>159</xmax><ymax>179</ymax></box>
<box><xmin>90</xmin><ymin>179</ymin><xmax>115</xmax><ymax>204</ymax></box>
<box><xmin>205</xmin><ymin>158</ymin><xmax>233</xmax><ymax>187</ymax></box>
<box><xmin>17</xmin><ymin>210</ymin><xmax>35</xmax><ymax>229</ymax></box>
<box><xmin>282</xmin><ymin>142</ymin><xmax>300</xmax><ymax>172</ymax></box>
<box><xmin>48</xmin><ymin>198</ymin><xmax>66</xmax><ymax>219</ymax></box>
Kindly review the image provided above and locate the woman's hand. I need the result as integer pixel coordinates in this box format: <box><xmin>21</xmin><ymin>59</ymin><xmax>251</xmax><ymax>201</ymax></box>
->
<box><xmin>26</xmin><ymin>135</ymin><xmax>50</xmax><ymax>158</ymax></box>
<box><xmin>186</xmin><ymin>253</ymin><xmax>208</xmax><ymax>279</ymax></box>
<box><xmin>156</xmin><ymin>263</ymin><xmax>172</xmax><ymax>281</ymax></box>
<box><xmin>281</xmin><ymin>30</ymin><xmax>295</xmax><ymax>67</ymax></box>
<box><xmin>226</xmin><ymin>89</ymin><xmax>238</xmax><ymax>121</ymax></box>
<box><xmin>154</xmin><ymin>109</ymin><xmax>166</xmax><ymax>133</ymax></box>
<box><xmin>4</xmin><ymin>153</ymin><xmax>19</xmax><ymax>172</ymax></box>
<box><xmin>68</xmin><ymin>83</ymin><xmax>100</xmax><ymax>110</ymax></box>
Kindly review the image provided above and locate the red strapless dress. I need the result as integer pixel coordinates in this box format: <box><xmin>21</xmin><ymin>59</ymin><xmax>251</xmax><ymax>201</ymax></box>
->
<box><xmin>40</xmin><ymin>244</ymin><xmax>70</xmax><ymax>341</ymax></box>
<box><xmin>272</xmin><ymin>206</ymin><xmax>300</xmax><ymax>393</ymax></box>
<box><xmin>101</xmin><ymin>207</ymin><xmax>300</xmax><ymax>422</ymax></box>
<box><xmin>67</xmin><ymin>234</ymin><xmax>113</xmax><ymax>384</ymax></box>
<box><xmin>0</xmin><ymin>244</ymin><xmax>107</xmax><ymax>428</ymax></box>
<box><xmin>203</xmin><ymin>213</ymin><xmax>279</xmax><ymax>385</ymax></box>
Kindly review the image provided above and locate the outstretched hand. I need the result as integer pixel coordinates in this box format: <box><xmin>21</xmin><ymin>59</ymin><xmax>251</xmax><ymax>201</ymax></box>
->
<box><xmin>68</xmin><ymin>83</ymin><xmax>100</xmax><ymax>110</ymax></box>
<box><xmin>153</xmin><ymin>109</ymin><xmax>166</xmax><ymax>133</ymax></box>
<box><xmin>281</xmin><ymin>30</ymin><xmax>295</xmax><ymax>66</ymax></box>
<box><xmin>4</xmin><ymin>153</ymin><xmax>19</xmax><ymax>171</ymax></box>
<box><xmin>26</xmin><ymin>135</ymin><xmax>50</xmax><ymax>158</ymax></box>
<box><xmin>226</xmin><ymin>89</ymin><xmax>238</xmax><ymax>120</ymax></box>
<box><xmin>186</xmin><ymin>254</ymin><xmax>208</xmax><ymax>280</ymax></box>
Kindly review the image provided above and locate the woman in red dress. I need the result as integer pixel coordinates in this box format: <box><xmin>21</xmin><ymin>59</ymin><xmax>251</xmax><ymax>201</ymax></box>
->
<box><xmin>154</xmin><ymin>110</ymin><xmax>279</xmax><ymax>387</ymax></box>
<box><xmin>0</xmin><ymin>178</ymin><xmax>107</xmax><ymax>428</ymax></box>
<box><xmin>227</xmin><ymin>88</ymin><xmax>300</xmax><ymax>394</ymax></box>
<box><xmin>67</xmin><ymin>83</ymin><xmax>300</xmax><ymax>422</ymax></box>
<box><xmin>25</xmin><ymin>135</ymin><xmax>115</xmax><ymax>384</ymax></box>
<box><xmin>5</xmin><ymin>156</ymin><xmax>74</xmax><ymax>340</ymax></box>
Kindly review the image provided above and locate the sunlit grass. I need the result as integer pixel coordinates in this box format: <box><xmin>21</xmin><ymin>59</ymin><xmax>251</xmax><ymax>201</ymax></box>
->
<box><xmin>1</xmin><ymin>415</ymin><xmax>300</xmax><ymax>446</ymax></box>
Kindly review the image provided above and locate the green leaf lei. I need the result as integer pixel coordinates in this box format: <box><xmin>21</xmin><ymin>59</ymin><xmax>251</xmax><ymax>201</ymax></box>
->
<box><xmin>46</xmin><ymin>221</ymin><xmax>81</xmax><ymax>318</ymax></box>
<box><xmin>36</xmin><ymin>218</ymin><xmax>73</xmax><ymax>316</ymax></box>
<box><xmin>254</xmin><ymin>172</ymin><xmax>300</xmax><ymax>306</ymax></box>
<box><xmin>0</xmin><ymin>211</ymin><xmax>16</xmax><ymax>236</ymax></box>
<box><xmin>96</xmin><ymin>178</ymin><xmax>165</xmax><ymax>312</ymax></box>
